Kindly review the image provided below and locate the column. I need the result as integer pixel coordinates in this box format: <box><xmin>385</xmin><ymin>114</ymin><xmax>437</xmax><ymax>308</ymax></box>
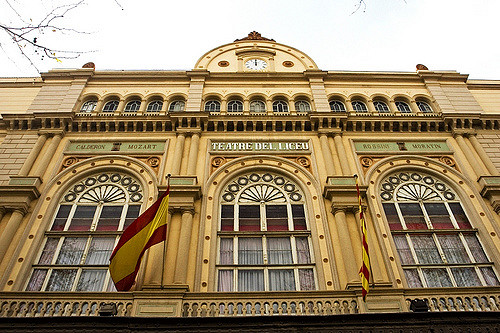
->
<box><xmin>333</xmin><ymin>208</ymin><xmax>359</xmax><ymax>285</ymax></box>
<box><xmin>186</xmin><ymin>132</ymin><xmax>200</xmax><ymax>175</ymax></box>
<box><xmin>454</xmin><ymin>134</ymin><xmax>486</xmax><ymax>177</ymax></box>
<box><xmin>319</xmin><ymin>133</ymin><xmax>336</xmax><ymax>175</ymax></box>
<box><xmin>468</xmin><ymin>135</ymin><xmax>499</xmax><ymax>176</ymax></box>
<box><xmin>18</xmin><ymin>133</ymin><xmax>48</xmax><ymax>176</ymax></box>
<box><xmin>333</xmin><ymin>134</ymin><xmax>350</xmax><ymax>175</ymax></box>
<box><xmin>171</xmin><ymin>133</ymin><xmax>186</xmax><ymax>175</ymax></box>
<box><xmin>0</xmin><ymin>209</ymin><xmax>26</xmax><ymax>263</ymax></box>
<box><xmin>173</xmin><ymin>208</ymin><xmax>195</xmax><ymax>284</ymax></box>
<box><xmin>32</xmin><ymin>132</ymin><xmax>63</xmax><ymax>178</ymax></box>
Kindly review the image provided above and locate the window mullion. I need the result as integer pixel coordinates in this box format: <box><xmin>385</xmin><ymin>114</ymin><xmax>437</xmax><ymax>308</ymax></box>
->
<box><xmin>416</xmin><ymin>267</ymin><xmax>427</xmax><ymax>288</ymax></box>
<box><xmin>262</xmin><ymin>236</ymin><xmax>268</xmax><ymax>265</ymax></box>
<box><xmin>432</xmin><ymin>233</ymin><xmax>448</xmax><ymax>264</ymax></box>
<box><xmin>63</xmin><ymin>204</ymin><xmax>78</xmax><ymax>231</ymax></box>
<box><xmin>290</xmin><ymin>236</ymin><xmax>298</xmax><ymax>264</ymax></box>
<box><xmin>235</xmin><ymin>204</ymin><xmax>240</xmax><ymax>231</ymax></box>
<box><xmin>459</xmin><ymin>232</ymin><xmax>477</xmax><ymax>264</ymax></box>
<box><xmin>444</xmin><ymin>202</ymin><xmax>460</xmax><ymax>229</ymax></box>
<box><xmin>294</xmin><ymin>267</ymin><xmax>300</xmax><ymax>291</ymax></box>
<box><xmin>445</xmin><ymin>266</ymin><xmax>458</xmax><ymax>287</ymax></box>
<box><xmin>261</xmin><ymin>203</ymin><xmax>266</xmax><ymax>231</ymax></box>
<box><xmin>394</xmin><ymin>203</ymin><xmax>407</xmax><ymax>229</ymax></box>
<box><xmin>286</xmin><ymin>204</ymin><xmax>293</xmax><ymax>231</ymax></box>
<box><xmin>405</xmin><ymin>234</ymin><xmax>419</xmax><ymax>265</ymax></box>
<box><xmin>419</xmin><ymin>201</ymin><xmax>433</xmax><ymax>229</ymax></box>
<box><xmin>40</xmin><ymin>268</ymin><xmax>52</xmax><ymax>291</ymax></box>
<box><xmin>71</xmin><ymin>268</ymin><xmax>83</xmax><ymax>291</ymax></box>
<box><xmin>475</xmin><ymin>266</ymin><xmax>488</xmax><ymax>286</ymax></box>
<box><xmin>51</xmin><ymin>237</ymin><xmax>66</xmax><ymax>265</ymax></box>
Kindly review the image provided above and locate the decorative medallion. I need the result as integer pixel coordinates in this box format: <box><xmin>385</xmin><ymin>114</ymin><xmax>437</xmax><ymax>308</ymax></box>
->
<box><xmin>296</xmin><ymin>156</ymin><xmax>310</xmax><ymax>168</ymax></box>
<box><xmin>360</xmin><ymin>157</ymin><xmax>374</xmax><ymax>167</ymax></box>
<box><xmin>439</xmin><ymin>156</ymin><xmax>456</xmax><ymax>167</ymax></box>
<box><xmin>218</xmin><ymin>61</ymin><xmax>229</xmax><ymax>67</ymax></box>
<box><xmin>212</xmin><ymin>156</ymin><xmax>226</xmax><ymax>168</ymax></box>
<box><xmin>147</xmin><ymin>156</ymin><xmax>160</xmax><ymax>167</ymax></box>
<box><xmin>63</xmin><ymin>157</ymin><xmax>78</xmax><ymax>167</ymax></box>
<box><xmin>283</xmin><ymin>61</ymin><xmax>294</xmax><ymax>68</ymax></box>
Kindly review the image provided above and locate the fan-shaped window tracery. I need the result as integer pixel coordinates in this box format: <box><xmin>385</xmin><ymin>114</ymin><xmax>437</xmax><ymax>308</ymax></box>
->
<box><xmin>381</xmin><ymin>171</ymin><xmax>499</xmax><ymax>288</ymax></box>
<box><xmin>25</xmin><ymin>172</ymin><xmax>144</xmax><ymax>292</ymax></box>
<box><xmin>217</xmin><ymin>172</ymin><xmax>315</xmax><ymax>292</ymax></box>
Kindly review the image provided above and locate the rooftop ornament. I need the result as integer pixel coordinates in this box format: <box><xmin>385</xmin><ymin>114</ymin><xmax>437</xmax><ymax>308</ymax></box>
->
<box><xmin>234</xmin><ymin>31</ymin><xmax>275</xmax><ymax>42</ymax></box>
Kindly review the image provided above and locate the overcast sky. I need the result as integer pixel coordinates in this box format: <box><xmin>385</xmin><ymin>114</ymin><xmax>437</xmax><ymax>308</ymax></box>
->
<box><xmin>1</xmin><ymin>0</ymin><xmax>499</xmax><ymax>80</ymax></box>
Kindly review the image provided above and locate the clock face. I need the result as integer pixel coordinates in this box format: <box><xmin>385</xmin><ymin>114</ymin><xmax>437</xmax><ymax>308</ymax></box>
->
<box><xmin>245</xmin><ymin>59</ymin><xmax>267</xmax><ymax>70</ymax></box>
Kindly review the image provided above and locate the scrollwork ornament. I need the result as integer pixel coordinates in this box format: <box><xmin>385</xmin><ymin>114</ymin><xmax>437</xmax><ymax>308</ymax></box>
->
<box><xmin>360</xmin><ymin>157</ymin><xmax>374</xmax><ymax>167</ymax></box>
<box><xmin>147</xmin><ymin>156</ymin><xmax>160</xmax><ymax>167</ymax></box>
<box><xmin>296</xmin><ymin>156</ymin><xmax>310</xmax><ymax>168</ymax></box>
<box><xmin>212</xmin><ymin>156</ymin><xmax>226</xmax><ymax>168</ymax></box>
<box><xmin>63</xmin><ymin>157</ymin><xmax>78</xmax><ymax>167</ymax></box>
<box><xmin>439</xmin><ymin>156</ymin><xmax>455</xmax><ymax>167</ymax></box>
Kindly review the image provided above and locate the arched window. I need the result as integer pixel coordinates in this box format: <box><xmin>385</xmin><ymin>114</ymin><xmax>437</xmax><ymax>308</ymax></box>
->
<box><xmin>396</xmin><ymin>101</ymin><xmax>412</xmax><ymax>113</ymax></box>
<box><xmin>329</xmin><ymin>100</ymin><xmax>346</xmax><ymax>112</ymax></box>
<box><xmin>217</xmin><ymin>172</ymin><xmax>316</xmax><ymax>292</ymax></box>
<box><xmin>169</xmin><ymin>100</ymin><xmax>185</xmax><ymax>112</ymax></box>
<box><xmin>295</xmin><ymin>101</ymin><xmax>311</xmax><ymax>112</ymax></box>
<box><xmin>147</xmin><ymin>100</ymin><xmax>163</xmax><ymax>112</ymax></box>
<box><xmin>417</xmin><ymin>101</ymin><xmax>433</xmax><ymax>113</ymax></box>
<box><xmin>272</xmin><ymin>100</ymin><xmax>289</xmax><ymax>113</ymax></box>
<box><xmin>351</xmin><ymin>101</ymin><xmax>367</xmax><ymax>112</ymax></box>
<box><xmin>204</xmin><ymin>100</ymin><xmax>221</xmax><ymax>112</ymax></box>
<box><xmin>250</xmin><ymin>100</ymin><xmax>266</xmax><ymax>113</ymax></box>
<box><xmin>227</xmin><ymin>100</ymin><xmax>243</xmax><ymax>112</ymax></box>
<box><xmin>102</xmin><ymin>100</ymin><xmax>119</xmax><ymax>112</ymax></box>
<box><xmin>124</xmin><ymin>100</ymin><xmax>141</xmax><ymax>112</ymax></box>
<box><xmin>381</xmin><ymin>171</ymin><xmax>499</xmax><ymax>288</ymax></box>
<box><xmin>25</xmin><ymin>172</ymin><xmax>143</xmax><ymax>292</ymax></box>
<box><xmin>80</xmin><ymin>100</ymin><xmax>97</xmax><ymax>113</ymax></box>
<box><xmin>373</xmin><ymin>101</ymin><xmax>390</xmax><ymax>113</ymax></box>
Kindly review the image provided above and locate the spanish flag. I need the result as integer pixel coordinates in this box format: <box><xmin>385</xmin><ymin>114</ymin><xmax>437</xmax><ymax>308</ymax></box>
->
<box><xmin>109</xmin><ymin>187</ymin><xmax>169</xmax><ymax>291</ymax></box>
<box><xmin>355</xmin><ymin>175</ymin><xmax>371</xmax><ymax>301</ymax></box>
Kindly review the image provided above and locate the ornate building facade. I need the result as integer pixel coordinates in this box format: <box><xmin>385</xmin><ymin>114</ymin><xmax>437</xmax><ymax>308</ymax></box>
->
<box><xmin>0</xmin><ymin>32</ymin><xmax>499</xmax><ymax>329</ymax></box>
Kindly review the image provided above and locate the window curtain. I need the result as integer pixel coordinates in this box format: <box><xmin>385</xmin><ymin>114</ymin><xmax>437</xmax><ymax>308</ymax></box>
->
<box><xmin>451</xmin><ymin>267</ymin><xmax>481</xmax><ymax>287</ymax></box>
<box><xmin>218</xmin><ymin>270</ymin><xmax>233</xmax><ymax>292</ymax></box>
<box><xmin>238</xmin><ymin>238</ymin><xmax>263</xmax><ymax>265</ymax></box>
<box><xmin>480</xmin><ymin>267</ymin><xmax>500</xmax><ymax>286</ymax></box>
<box><xmin>76</xmin><ymin>269</ymin><xmax>106</xmax><ymax>291</ymax></box>
<box><xmin>38</xmin><ymin>238</ymin><xmax>58</xmax><ymax>264</ymax></box>
<box><xmin>403</xmin><ymin>269</ymin><xmax>423</xmax><ymax>288</ymax></box>
<box><xmin>437</xmin><ymin>235</ymin><xmax>470</xmax><ymax>264</ymax></box>
<box><xmin>269</xmin><ymin>269</ymin><xmax>295</xmax><ymax>291</ymax></box>
<box><xmin>46</xmin><ymin>269</ymin><xmax>77</xmax><ymax>291</ymax></box>
<box><xmin>56</xmin><ymin>237</ymin><xmax>86</xmax><ymax>265</ymax></box>
<box><xmin>298</xmin><ymin>268</ymin><xmax>315</xmax><ymax>290</ymax></box>
<box><xmin>238</xmin><ymin>270</ymin><xmax>264</xmax><ymax>291</ymax></box>
<box><xmin>411</xmin><ymin>235</ymin><xmax>442</xmax><ymax>264</ymax></box>
<box><xmin>464</xmin><ymin>234</ymin><xmax>488</xmax><ymax>262</ymax></box>
<box><xmin>26</xmin><ymin>269</ymin><xmax>47</xmax><ymax>291</ymax></box>
<box><xmin>422</xmin><ymin>268</ymin><xmax>452</xmax><ymax>287</ymax></box>
<box><xmin>295</xmin><ymin>237</ymin><xmax>311</xmax><ymax>264</ymax></box>
<box><xmin>393</xmin><ymin>235</ymin><xmax>415</xmax><ymax>265</ymax></box>
<box><xmin>86</xmin><ymin>238</ymin><xmax>115</xmax><ymax>265</ymax></box>
<box><xmin>219</xmin><ymin>238</ymin><xmax>233</xmax><ymax>265</ymax></box>
<box><xmin>267</xmin><ymin>238</ymin><xmax>292</xmax><ymax>264</ymax></box>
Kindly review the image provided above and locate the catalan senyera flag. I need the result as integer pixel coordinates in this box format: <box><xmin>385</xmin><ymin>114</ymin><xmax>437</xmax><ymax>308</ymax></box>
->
<box><xmin>355</xmin><ymin>175</ymin><xmax>371</xmax><ymax>301</ymax></box>
<box><xmin>109</xmin><ymin>186</ymin><xmax>170</xmax><ymax>291</ymax></box>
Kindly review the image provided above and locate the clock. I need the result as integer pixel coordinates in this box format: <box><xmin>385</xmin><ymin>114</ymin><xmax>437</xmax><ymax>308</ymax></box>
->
<box><xmin>245</xmin><ymin>59</ymin><xmax>267</xmax><ymax>71</ymax></box>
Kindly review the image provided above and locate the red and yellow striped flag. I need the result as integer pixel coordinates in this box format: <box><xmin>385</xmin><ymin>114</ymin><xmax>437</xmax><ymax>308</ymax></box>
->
<box><xmin>109</xmin><ymin>187</ymin><xmax>170</xmax><ymax>291</ymax></box>
<box><xmin>355</xmin><ymin>175</ymin><xmax>371</xmax><ymax>301</ymax></box>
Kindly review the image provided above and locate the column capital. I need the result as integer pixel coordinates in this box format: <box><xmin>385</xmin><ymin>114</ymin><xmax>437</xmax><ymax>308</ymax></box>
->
<box><xmin>180</xmin><ymin>207</ymin><xmax>196</xmax><ymax>216</ymax></box>
<box><xmin>452</xmin><ymin>128</ymin><xmax>475</xmax><ymax>138</ymax></box>
<box><xmin>39</xmin><ymin>129</ymin><xmax>65</xmax><ymax>138</ymax></box>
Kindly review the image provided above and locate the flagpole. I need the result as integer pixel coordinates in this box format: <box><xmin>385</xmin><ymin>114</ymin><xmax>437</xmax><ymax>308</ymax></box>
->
<box><xmin>161</xmin><ymin>174</ymin><xmax>171</xmax><ymax>290</ymax></box>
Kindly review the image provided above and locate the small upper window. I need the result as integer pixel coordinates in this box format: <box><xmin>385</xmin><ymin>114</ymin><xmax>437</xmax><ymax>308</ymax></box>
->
<box><xmin>396</xmin><ymin>101</ymin><xmax>412</xmax><ymax>113</ymax></box>
<box><xmin>124</xmin><ymin>100</ymin><xmax>141</xmax><ymax>112</ymax></box>
<box><xmin>205</xmin><ymin>100</ymin><xmax>221</xmax><ymax>112</ymax></box>
<box><xmin>352</xmin><ymin>101</ymin><xmax>368</xmax><ymax>112</ymax></box>
<box><xmin>80</xmin><ymin>100</ymin><xmax>97</xmax><ymax>113</ymax></box>
<box><xmin>295</xmin><ymin>101</ymin><xmax>311</xmax><ymax>112</ymax></box>
<box><xmin>250</xmin><ymin>100</ymin><xmax>266</xmax><ymax>113</ymax></box>
<box><xmin>169</xmin><ymin>100</ymin><xmax>185</xmax><ymax>112</ymax></box>
<box><xmin>329</xmin><ymin>100</ymin><xmax>346</xmax><ymax>112</ymax></box>
<box><xmin>102</xmin><ymin>100</ymin><xmax>119</xmax><ymax>112</ymax></box>
<box><xmin>417</xmin><ymin>101</ymin><xmax>433</xmax><ymax>113</ymax></box>
<box><xmin>273</xmin><ymin>100</ymin><xmax>289</xmax><ymax>113</ymax></box>
<box><xmin>374</xmin><ymin>101</ymin><xmax>390</xmax><ymax>113</ymax></box>
<box><xmin>147</xmin><ymin>100</ymin><xmax>163</xmax><ymax>112</ymax></box>
<box><xmin>227</xmin><ymin>100</ymin><xmax>243</xmax><ymax>112</ymax></box>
